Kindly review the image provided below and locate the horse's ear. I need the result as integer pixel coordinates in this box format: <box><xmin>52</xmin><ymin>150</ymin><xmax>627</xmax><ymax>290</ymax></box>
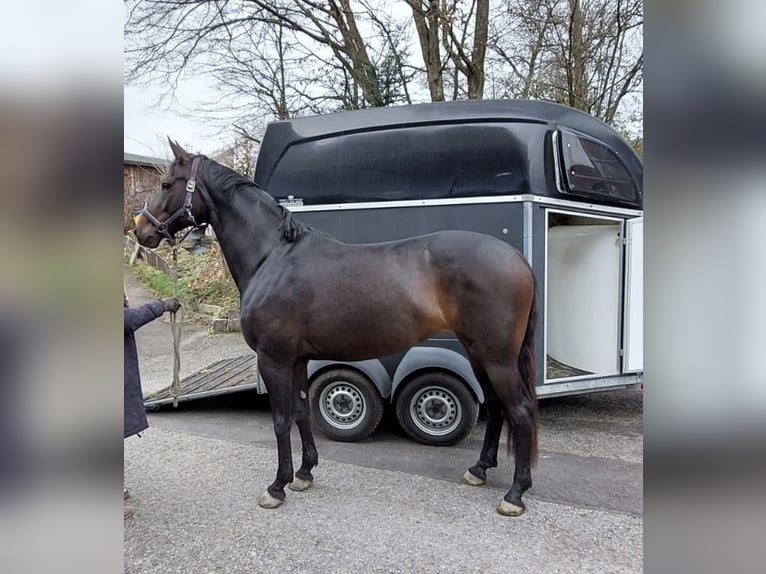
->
<box><xmin>168</xmin><ymin>137</ymin><xmax>192</xmax><ymax>163</ymax></box>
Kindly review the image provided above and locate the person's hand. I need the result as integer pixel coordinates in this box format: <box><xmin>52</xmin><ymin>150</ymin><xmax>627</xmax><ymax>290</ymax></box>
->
<box><xmin>161</xmin><ymin>297</ymin><xmax>181</xmax><ymax>313</ymax></box>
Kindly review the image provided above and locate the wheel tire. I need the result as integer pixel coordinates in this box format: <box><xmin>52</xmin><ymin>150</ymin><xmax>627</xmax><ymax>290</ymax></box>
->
<box><xmin>395</xmin><ymin>372</ymin><xmax>479</xmax><ymax>446</ymax></box>
<box><xmin>309</xmin><ymin>369</ymin><xmax>385</xmax><ymax>442</ymax></box>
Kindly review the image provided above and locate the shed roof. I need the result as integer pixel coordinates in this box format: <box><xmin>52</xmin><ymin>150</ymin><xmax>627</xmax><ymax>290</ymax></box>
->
<box><xmin>124</xmin><ymin>152</ymin><xmax>168</xmax><ymax>168</ymax></box>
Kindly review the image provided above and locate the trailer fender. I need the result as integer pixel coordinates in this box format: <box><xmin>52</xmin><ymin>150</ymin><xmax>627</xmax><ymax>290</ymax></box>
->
<box><xmin>391</xmin><ymin>347</ymin><xmax>485</xmax><ymax>403</ymax></box>
<box><xmin>307</xmin><ymin>359</ymin><xmax>392</xmax><ymax>399</ymax></box>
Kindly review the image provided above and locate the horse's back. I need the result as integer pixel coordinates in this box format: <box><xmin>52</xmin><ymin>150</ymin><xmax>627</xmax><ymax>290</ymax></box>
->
<box><xmin>319</xmin><ymin>228</ymin><xmax>532</xmax><ymax>295</ymax></box>
<box><xmin>422</xmin><ymin>229</ymin><xmax>522</xmax><ymax>257</ymax></box>
<box><xmin>421</xmin><ymin>230</ymin><xmax>532</xmax><ymax>284</ymax></box>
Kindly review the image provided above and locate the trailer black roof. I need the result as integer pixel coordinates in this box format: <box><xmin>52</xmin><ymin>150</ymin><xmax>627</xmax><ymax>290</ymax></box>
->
<box><xmin>256</xmin><ymin>99</ymin><xmax>642</xmax><ymax>208</ymax></box>
<box><xmin>271</xmin><ymin>99</ymin><xmax>620</xmax><ymax>139</ymax></box>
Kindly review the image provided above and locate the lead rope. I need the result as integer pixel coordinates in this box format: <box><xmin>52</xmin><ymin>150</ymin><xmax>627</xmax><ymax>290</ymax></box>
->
<box><xmin>170</xmin><ymin>246</ymin><xmax>184</xmax><ymax>408</ymax></box>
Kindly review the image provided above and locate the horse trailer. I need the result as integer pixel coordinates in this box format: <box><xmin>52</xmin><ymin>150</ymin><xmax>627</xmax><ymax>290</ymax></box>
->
<box><xmin>248</xmin><ymin>99</ymin><xmax>643</xmax><ymax>446</ymax></box>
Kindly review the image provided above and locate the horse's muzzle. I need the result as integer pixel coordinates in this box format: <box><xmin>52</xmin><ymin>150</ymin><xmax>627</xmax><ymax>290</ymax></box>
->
<box><xmin>133</xmin><ymin>215</ymin><xmax>163</xmax><ymax>248</ymax></box>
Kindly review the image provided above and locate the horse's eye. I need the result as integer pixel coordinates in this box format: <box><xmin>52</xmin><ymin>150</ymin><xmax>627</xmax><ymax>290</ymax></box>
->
<box><xmin>161</xmin><ymin>182</ymin><xmax>171</xmax><ymax>190</ymax></box>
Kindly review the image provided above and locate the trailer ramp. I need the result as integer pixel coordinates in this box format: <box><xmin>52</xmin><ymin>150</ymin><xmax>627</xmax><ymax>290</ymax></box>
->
<box><xmin>143</xmin><ymin>354</ymin><xmax>265</xmax><ymax>408</ymax></box>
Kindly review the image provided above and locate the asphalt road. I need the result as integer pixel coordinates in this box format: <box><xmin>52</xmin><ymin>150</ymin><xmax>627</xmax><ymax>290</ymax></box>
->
<box><xmin>124</xmin><ymin>267</ymin><xmax>643</xmax><ymax>573</ymax></box>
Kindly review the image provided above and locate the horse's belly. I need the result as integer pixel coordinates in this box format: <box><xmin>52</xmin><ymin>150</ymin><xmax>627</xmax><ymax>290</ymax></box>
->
<box><xmin>310</xmin><ymin>332</ymin><xmax>430</xmax><ymax>362</ymax></box>
<box><xmin>306</xmin><ymin>299</ymin><xmax>446</xmax><ymax>361</ymax></box>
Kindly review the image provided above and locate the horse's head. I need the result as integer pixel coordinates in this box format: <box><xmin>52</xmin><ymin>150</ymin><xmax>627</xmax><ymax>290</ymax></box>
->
<box><xmin>134</xmin><ymin>138</ymin><xmax>209</xmax><ymax>248</ymax></box>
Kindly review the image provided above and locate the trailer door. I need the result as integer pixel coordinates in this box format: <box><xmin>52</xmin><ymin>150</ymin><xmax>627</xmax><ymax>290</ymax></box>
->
<box><xmin>623</xmin><ymin>217</ymin><xmax>643</xmax><ymax>373</ymax></box>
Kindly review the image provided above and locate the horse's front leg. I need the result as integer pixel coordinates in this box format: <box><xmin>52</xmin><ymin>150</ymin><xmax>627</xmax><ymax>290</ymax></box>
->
<box><xmin>288</xmin><ymin>360</ymin><xmax>318</xmax><ymax>492</ymax></box>
<box><xmin>258</xmin><ymin>357</ymin><xmax>295</xmax><ymax>509</ymax></box>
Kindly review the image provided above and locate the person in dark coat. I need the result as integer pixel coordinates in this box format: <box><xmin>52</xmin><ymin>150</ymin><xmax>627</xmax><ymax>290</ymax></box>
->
<box><xmin>124</xmin><ymin>290</ymin><xmax>180</xmax><ymax>518</ymax></box>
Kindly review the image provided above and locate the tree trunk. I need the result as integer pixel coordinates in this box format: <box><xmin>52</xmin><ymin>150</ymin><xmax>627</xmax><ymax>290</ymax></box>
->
<box><xmin>330</xmin><ymin>0</ymin><xmax>384</xmax><ymax>107</ymax></box>
<box><xmin>467</xmin><ymin>0</ymin><xmax>489</xmax><ymax>99</ymax></box>
<box><xmin>567</xmin><ymin>0</ymin><xmax>589</xmax><ymax>111</ymax></box>
<box><xmin>410</xmin><ymin>0</ymin><xmax>444</xmax><ymax>101</ymax></box>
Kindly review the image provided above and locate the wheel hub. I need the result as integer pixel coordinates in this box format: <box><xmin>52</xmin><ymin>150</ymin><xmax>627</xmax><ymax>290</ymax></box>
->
<box><xmin>410</xmin><ymin>386</ymin><xmax>462</xmax><ymax>436</ymax></box>
<box><xmin>319</xmin><ymin>383</ymin><xmax>366</xmax><ymax>430</ymax></box>
<box><xmin>424</xmin><ymin>397</ymin><xmax>449</xmax><ymax>420</ymax></box>
<box><xmin>332</xmin><ymin>392</ymin><xmax>354</xmax><ymax>415</ymax></box>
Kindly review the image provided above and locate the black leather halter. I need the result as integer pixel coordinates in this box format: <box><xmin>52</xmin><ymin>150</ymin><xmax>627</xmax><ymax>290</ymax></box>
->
<box><xmin>138</xmin><ymin>156</ymin><xmax>201</xmax><ymax>245</ymax></box>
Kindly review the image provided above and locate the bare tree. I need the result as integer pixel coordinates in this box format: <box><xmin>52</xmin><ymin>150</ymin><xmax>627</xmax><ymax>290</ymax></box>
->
<box><xmin>212</xmin><ymin>18</ymin><xmax>321</xmax><ymax>142</ymax></box>
<box><xmin>125</xmin><ymin>0</ymin><xmax>642</xmax><ymax>136</ymax></box>
<box><xmin>360</xmin><ymin>1</ymin><xmax>417</xmax><ymax>105</ymax></box>
<box><xmin>405</xmin><ymin>0</ymin><xmax>489</xmax><ymax>100</ymax></box>
<box><xmin>125</xmin><ymin>0</ymin><xmax>413</xmax><ymax>123</ymax></box>
<box><xmin>489</xmin><ymin>0</ymin><xmax>643</xmax><ymax>126</ymax></box>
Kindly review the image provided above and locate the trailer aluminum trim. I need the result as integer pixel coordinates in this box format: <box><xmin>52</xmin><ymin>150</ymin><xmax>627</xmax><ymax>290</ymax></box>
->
<box><xmin>523</xmin><ymin>201</ymin><xmax>533</xmax><ymax>262</ymax></box>
<box><xmin>284</xmin><ymin>194</ymin><xmax>643</xmax><ymax>217</ymax></box>
<box><xmin>536</xmin><ymin>373</ymin><xmax>642</xmax><ymax>398</ymax></box>
<box><xmin>525</xmin><ymin>196</ymin><xmax>642</xmax><ymax>216</ymax></box>
<box><xmin>623</xmin><ymin>218</ymin><xmax>644</xmax><ymax>373</ymax></box>
<box><xmin>551</xmin><ymin>130</ymin><xmax>566</xmax><ymax>193</ymax></box>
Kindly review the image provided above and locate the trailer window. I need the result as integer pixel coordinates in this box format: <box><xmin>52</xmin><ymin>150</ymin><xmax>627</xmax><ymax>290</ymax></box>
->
<box><xmin>558</xmin><ymin>130</ymin><xmax>637</xmax><ymax>203</ymax></box>
<box><xmin>267</xmin><ymin>123</ymin><xmax>534</xmax><ymax>204</ymax></box>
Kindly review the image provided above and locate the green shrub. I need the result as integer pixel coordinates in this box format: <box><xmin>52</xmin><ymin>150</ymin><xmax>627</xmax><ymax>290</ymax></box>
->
<box><xmin>131</xmin><ymin>262</ymin><xmax>193</xmax><ymax>302</ymax></box>
<box><xmin>129</xmin><ymin>243</ymin><xmax>239</xmax><ymax>310</ymax></box>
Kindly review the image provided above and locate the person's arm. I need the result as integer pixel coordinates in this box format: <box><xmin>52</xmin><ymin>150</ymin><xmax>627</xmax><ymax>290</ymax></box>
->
<box><xmin>124</xmin><ymin>298</ymin><xmax>179</xmax><ymax>332</ymax></box>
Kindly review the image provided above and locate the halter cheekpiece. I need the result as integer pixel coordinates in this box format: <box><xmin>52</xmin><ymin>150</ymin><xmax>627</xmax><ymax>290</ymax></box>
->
<box><xmin>138</xmin><ymin>156</ymin><xmax>201</xmax><ymax>245</ymax></box>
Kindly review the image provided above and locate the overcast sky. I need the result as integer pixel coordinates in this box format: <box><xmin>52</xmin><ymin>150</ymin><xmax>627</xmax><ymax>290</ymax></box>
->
<box><xmin>123</xmin><ymin>0</ymin><xmax>237</xmax><ymax>160</ymax></box>
<box><xmin>124</xmin><ymin>80</ymin><xmax>233</xmax><ymax>159</ymax></box>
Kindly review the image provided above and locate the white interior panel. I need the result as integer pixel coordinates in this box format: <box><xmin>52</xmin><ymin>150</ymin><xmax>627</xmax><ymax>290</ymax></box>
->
<box><xmin>623</xmin><ymin>218</ymin><xmax>643</xmax><ymax>372</ymax></box>
<box><xmin>547</xmin><ymin>223</ymin><xmax>621</xmax><ymax>375</ymax></box>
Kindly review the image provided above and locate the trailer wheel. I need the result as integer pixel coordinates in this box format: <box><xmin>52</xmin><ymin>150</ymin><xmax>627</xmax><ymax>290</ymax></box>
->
<box><xmin>309</xmin><ymin>369</ymin><xmax>385</xmax><ymax>442</ymax></box>
<box><xmin>395</xmin><ymin>372</ymin><xmax>479</xmax><ymax>446</ymax></box>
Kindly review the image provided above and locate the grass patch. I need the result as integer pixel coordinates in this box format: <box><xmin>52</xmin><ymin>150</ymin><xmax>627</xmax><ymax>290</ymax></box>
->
<box><xmin>128</xmin><ymin>242</ymin><xmax>240</xmax><ymax>310</ymax></box>
<box><xmin>130</xmin><ymin>261</ymin><xmax>195</xmax><ymax>303</ymax></box>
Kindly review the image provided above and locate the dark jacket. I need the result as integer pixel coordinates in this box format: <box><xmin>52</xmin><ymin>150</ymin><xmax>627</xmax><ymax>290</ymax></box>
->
<box><xmin>124</xmin><ymin>300</ymin><xmax>166</xmax><ymax>438</ymax></box>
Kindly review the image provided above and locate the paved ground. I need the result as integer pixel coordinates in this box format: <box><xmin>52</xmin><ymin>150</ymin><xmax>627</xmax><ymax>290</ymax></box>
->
<box><xmin>124</xmin><ymin>267</ymin><xmax>643</xmax><ymax>573</ymax></box>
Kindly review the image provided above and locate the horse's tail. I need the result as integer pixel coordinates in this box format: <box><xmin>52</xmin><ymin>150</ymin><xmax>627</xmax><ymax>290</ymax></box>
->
<box><xmin>508</xmin><ymin>275</ymin><xmax>539</xmax><ymax>465</ymax></box>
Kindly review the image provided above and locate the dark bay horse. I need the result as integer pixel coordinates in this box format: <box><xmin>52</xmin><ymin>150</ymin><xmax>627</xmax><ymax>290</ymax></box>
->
<box><xmin>135</xmin><ymin>139</ymin><xmax>539</xmax><ymax>516</ymax></box>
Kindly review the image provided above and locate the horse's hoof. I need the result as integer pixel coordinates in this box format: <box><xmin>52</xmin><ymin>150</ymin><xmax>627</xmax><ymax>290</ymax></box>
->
<box><xmin>461</xmin><ymin>470</ymin><xmax>486</xmax><ymax>486</ymax></box>
<box><xmin>288</xmin><ymin>477</ymin><xmax>313</xmax><ymax>492</ymax></box>
<box><xmin>496</xmin><ymin>499</ymin><xmax>525</xmax><ymax>517</ymax></box>
<box><xmin>258</xmin><ymin>491</ymin><xmax>284</xmax><ymax>509</ymax></box>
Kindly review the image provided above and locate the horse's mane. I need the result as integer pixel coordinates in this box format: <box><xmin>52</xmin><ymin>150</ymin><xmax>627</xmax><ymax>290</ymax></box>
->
<box><xmin>278</xmin><ymin>204</ymin><xmax>307</xmax><ymax>242</ymax></box>
<box><xmin>205</xmin><ymin>158</ymin><xmax>308</xmax><ymax>243</ymax></box>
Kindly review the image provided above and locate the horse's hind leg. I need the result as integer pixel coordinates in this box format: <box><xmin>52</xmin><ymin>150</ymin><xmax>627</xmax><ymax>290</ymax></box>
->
<box><xmin>258</xmin><ymin>357</ymin><xmax>295</xmax><ymax>509</ymax></box>
<box><xmin>486</xmin><ymin>362</ymin><xmax>536</xmax><ymax>517</ymax></box>
<box><xmin>289</xmin><ymin>360</ymin><xmax>318</xmax><ymax>492</ymax></box>
<box><xmin>461</xmin><ymin>360</ymin><xmax>503</xmax><ymax>485</ymax></box>
<box><xmin>462</xmin><ymin>397</ymin><xmax>504</xmax><ymax>486</ymax></box>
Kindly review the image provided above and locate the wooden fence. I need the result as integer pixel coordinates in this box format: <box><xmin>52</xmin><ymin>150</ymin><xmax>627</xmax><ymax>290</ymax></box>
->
<box><xmin>124</xmin><ymin>235</ymin><xmax>172</xmax><ymax>276</ymax></box>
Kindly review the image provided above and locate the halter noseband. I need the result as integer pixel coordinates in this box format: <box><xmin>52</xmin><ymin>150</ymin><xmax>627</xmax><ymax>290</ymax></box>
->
<box><xmin>138</xmin><ymin>156</ymin><xmax>202</xmax><ymax>245</ymax></box>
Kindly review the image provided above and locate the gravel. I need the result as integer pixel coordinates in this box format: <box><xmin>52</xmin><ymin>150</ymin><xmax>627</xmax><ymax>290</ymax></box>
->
<box><xmin>125</xmin><ymin>429</ymin><xmax>642</xmax><ymax>574</ymax></box>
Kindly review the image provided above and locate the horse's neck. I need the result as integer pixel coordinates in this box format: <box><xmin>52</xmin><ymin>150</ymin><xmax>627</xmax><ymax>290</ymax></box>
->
<box><xmin>203</xmin><ymin>162</ymin><xmax>283</xmax><ymax>294</ymax></box>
